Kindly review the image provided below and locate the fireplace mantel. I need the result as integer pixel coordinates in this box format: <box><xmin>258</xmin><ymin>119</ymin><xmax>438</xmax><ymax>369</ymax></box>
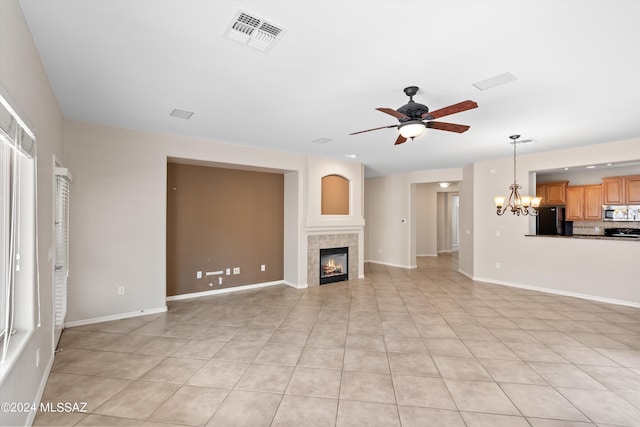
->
<box><xmin>305</xmin><ymin>217</ymin><xmax>365</xmax><ymax>231</ymax></box>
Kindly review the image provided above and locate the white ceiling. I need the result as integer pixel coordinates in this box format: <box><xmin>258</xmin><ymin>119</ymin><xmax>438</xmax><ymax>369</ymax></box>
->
<box><xmin>18</xmin><ymin>0</ymin><xmax>640</xmax><ymax>177</ymax></box>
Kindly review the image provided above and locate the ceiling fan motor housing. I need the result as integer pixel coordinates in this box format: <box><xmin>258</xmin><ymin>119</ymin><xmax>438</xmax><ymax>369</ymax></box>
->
<box><xmin>397</xmin><ymin>101</ymin><xmax>429</xmax><ymax>122</ymax></box>
<box><xmin>397</xmin><ymin>86</ymin><xmax>428</xmax><ymax>121</ymax></box>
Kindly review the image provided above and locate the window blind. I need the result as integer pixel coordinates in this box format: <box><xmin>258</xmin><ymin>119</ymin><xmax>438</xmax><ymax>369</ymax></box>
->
<box><xmin>0</xmin><ymin>95</ymin><xmax>35</xmax><ymax>159</ymax></box>
<box><xmin>54</xmin><ymin>168</ymin><xmax>71</xmax><ymax>346</ymax></box>
<box><xmin>0</xmin><ymin>92</ymin><xmax>37</xmax><ymax>363</ymax></box>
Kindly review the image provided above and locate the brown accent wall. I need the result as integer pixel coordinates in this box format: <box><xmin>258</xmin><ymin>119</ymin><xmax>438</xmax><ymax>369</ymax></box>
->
<box><xmin>321</xmin><ymin>174</ymin><xmax>349</xmax><ymax>215</ymax></box>
<box><xmin>167</xmin><ymin>163</ymin><xmax>284</xmax><ymax>296</ymax></box>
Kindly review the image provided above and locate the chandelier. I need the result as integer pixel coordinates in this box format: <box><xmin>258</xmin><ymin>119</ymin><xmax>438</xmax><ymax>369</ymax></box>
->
<box><xmin>494</xmin><ymin>135</ymin><xmax>542</xmax><ymax>216</ymax></box>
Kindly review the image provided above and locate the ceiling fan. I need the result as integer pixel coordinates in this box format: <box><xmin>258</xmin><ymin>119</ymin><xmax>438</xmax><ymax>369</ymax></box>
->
<box><xmin>350</xmin><ymin>86</ymin><xmax>478</xmax><ymax>145</ymax></box>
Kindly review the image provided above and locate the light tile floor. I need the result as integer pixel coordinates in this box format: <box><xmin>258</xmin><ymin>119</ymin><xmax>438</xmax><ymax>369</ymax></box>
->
<box><xmin>35</xmin><ymin>253</ymin><xmax>640</xmax><ymax>426</ymax></box>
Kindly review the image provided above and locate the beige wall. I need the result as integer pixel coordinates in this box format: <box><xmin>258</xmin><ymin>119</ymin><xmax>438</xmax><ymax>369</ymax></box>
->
<box><xmin>64</xmin><ymin>120</ymin><xmax>308</xmax><ymax>322</ymax></box>
<box><xmin>365</xmin><ymin>168</ymin><xmax>463</xmax><ymax>267</ymax></box>
<box><xmin>366</xmin><ymin>139</ymin><xmax>640</xmax><ymax>305</ymax></box>
<box><xmin>415</xmin><ymin>183</ymin><xmax>460</xmax><ymax>256</ymax></box>
<box><xmin>364</xmin><ymin>173</ymin><xmax>412</xmax><ymax>267</ymax></box>
<box><xmin>64</xmin><ymin>119</ymin><xmax>366</xmax><ymax>323</ymax></box>
<box><xmin>416</xmin><ymin>183</ymin><xmax>438</xmax><ymax>256</ymax></box>
<box><xmin>0</xmin><ymin>1</ymin><xmax>65</xmax><ymax>425</ymax></box>
<box><xmin>471</xmin><ymin>138</ymin><xmax>640</xmax><ymax>305</ymax></box>
<box><xmin>458</xmin><ymin>163</ymin><xmax>475</xmax><ymax>277</ymax></box>
<box><xmin>166</xmin><ymin>164</ymin><xmax>284</xmax><ymax>296</ymax></box>
<box><xmin>436</xmin><ymin>189</ymin><xmax>459</xmax><ymax>253</ymax></box>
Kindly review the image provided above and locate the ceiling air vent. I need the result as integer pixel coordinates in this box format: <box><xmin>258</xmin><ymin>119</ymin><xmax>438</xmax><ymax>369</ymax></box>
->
<box><xmin>224</xmin><ymin>10</ymin><xmax>286</xmax><ymax>52</ymax></box>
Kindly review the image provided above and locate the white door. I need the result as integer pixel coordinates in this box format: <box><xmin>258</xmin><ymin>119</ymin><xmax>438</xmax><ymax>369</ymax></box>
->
<box><xmin>54</xmin><ymin>167</ymin><xmax>71</xmax><ymax>347</ymax></box>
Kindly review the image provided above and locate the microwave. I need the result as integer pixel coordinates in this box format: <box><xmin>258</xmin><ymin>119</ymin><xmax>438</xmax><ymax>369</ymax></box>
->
<box><xmin>603</xmin><ymin>205</ymin><xmax>640</xmax><ymax>221</ymax></box>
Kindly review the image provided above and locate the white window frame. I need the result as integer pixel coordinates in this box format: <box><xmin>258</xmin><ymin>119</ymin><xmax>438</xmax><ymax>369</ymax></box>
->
<box><xmin>0</xmin><ymin>88</ymin><xmax>39</xmax><ymax>369</ymax></box>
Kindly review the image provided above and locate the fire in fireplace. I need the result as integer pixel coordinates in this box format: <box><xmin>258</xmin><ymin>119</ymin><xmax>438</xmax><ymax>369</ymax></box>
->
<box><xmin>320</xmin><ymin>247</ymin><xmax>349</xmax><ymax>285</ymax></box>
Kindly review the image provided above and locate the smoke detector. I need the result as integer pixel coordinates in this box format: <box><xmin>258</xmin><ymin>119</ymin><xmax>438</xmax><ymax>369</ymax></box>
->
<box><xmin>224</xmin><ymin>10</ymin><xmax>286</xmax><ymax>52</ymax></box>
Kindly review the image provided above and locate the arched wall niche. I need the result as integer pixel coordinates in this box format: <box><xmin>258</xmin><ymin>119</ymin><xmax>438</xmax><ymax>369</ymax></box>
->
<box><xmin>321</xmin><ymin>174</ymin><xmax>350</xmax><ymax>215</ymax></box>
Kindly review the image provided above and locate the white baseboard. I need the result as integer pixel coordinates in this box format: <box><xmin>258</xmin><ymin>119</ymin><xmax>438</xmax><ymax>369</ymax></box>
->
<box><xmin>64</xmin><ymin>306</ymin><xmax>168</xmax><ymax>328</ymax></box>
<box><xmin>416</xmin><ymin>253</ymin><xmax>437</xmax><ymax>257</ymax></box>
<box><xmin>283</xmin><ymin>280</ymin><xmax>308</xmax><ymax>289</ymax></box>
<box><xmin>473</xmin><ymin>276</ymin><xmax>640</xmax><ymax>309</ymax></box>
<box><xmin>364</xmin><ymin>260</ymin><xmax>417</xmax><ymax>269</ymax></box>
<box><xmin>457</xmin><ymin>268</ymin><xmax>473</xmax><ymax>280</ymax></box>
<box><xmin>166</xmin><ymin>280</ymin><xmax>290</xmax><ymax>301</ymax></box>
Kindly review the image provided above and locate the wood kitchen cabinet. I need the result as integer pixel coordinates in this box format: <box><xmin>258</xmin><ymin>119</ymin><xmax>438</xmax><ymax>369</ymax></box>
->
<box><xmin>536</xmin><ymin>181</ymin><xmax>568</xmax><ymax>205</ymax></box>
<box><xmin>566</xmin><ymin>184</ymin><xmax>602</xmax><ymax>221</ymax></box>
<box><xmin>602</xmin><ymin>175</ymin><xmax>640</xmax><ymax>204</ymax></box>
<box><xmin>626</xmin><ymin>176</ymin><xmax>640</xmax><ymax>204</ymax></box>
<box><xmin>602</xmin><ymin>177</ymin><xmax>624</xmax><ymax>204</ymax></box>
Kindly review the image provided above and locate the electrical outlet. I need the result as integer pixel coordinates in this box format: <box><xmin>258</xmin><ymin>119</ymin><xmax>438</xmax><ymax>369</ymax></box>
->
<box><xmin>218</xmin><ymin>277</ymin><xmax>223</xmax><ymax>285</ymax></box>
<box><xmin>117</xmin><ymin>286</ymin><xmax>125</xmax><ymax>295</ymax></box>
<box><xmin>226</xmin><ymin>268</ymin><xmax>231</xmax><ymax>275</ymax></box>
<box><xmin>495</xmin><ymin>262</ymin><xmax>501</xmax><ymax>269</ymax></box>
<box><xmin>233</xmin><ymin>267</ymin><xmax>240</xmax><ymax>274</ymax></box>
<box><xmin>197</xmin><ymin>271</ymin><xmax>203</xmax><ymax>279</ymax></box>
<box><xmin>261</xmin><ymin>264</ymin><xmax>266</xmax><ymax>272</ymax></box>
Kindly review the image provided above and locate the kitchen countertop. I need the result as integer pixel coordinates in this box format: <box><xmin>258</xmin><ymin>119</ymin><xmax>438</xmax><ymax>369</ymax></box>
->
<box><xmin>526</xmin><ymin>234</ymin><xmax>640</xmax><ymax>241</ymax></box>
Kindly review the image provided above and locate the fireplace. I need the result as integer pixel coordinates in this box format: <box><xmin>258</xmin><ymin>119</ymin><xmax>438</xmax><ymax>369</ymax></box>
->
<box><xmin>319</xmin><ymin>247</ymin><xmax>349</xmax><ymax>285</ymax></box>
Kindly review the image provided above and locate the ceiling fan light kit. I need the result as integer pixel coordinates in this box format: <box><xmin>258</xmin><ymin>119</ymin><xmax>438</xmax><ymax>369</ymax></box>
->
<box><xmin>398</xmin><ymin>121</ymin><xmax>426</xmax><ymax>139</ymax></box>
<box><xmin>350</xmin><ymin>86</ymin><xmax>478</xmax><ymax>145</ymax></box>
<box><xmin>494</xmin><ymin>135</ymin><xmax>542</xmax><ymax>216</ymax></box>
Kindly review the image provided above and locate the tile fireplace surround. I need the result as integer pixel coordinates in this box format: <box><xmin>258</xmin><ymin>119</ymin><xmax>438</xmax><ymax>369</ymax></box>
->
<box><xmin>307</xmin><ymin>233</ymin><xmax>359</xmax><ymax>287</ymax></box>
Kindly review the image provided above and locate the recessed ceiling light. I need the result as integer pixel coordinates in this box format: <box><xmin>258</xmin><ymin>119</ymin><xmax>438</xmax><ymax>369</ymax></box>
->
<box><xmin>564</xmin><ymin>167</ymin><xmax>569</xmax><ymax>171</ymax></box>
<box><xmin>345</xmin><ymin>154</ymin><xmax>358</xmax><ymax>159</ymax></box>
<box><xmin>473</xmin><ymin>72</ymin><xmax>517</xmax><ymax>91</ymax></box>
<box><xmin>170</xmin><ymin>108</ymin><xmax>194</xmax><ymax>119</ymax></box>
<box><xmin>439</xmin><ymin>182</ymin><xmax>451</xmax><ymax>188</ymax></box>
<box><xmin>312</xmin><ymin>138</ymin><xmax>332</xmax><ymax>144</ymax></box>
<box><xmin>586</xmin><ymin>165</ymin><xmax>596</xmax><ymax>169</ymax></box>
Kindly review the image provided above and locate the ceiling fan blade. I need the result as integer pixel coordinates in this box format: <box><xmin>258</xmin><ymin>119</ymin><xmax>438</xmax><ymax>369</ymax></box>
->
<box><xmin>426</xmin><ymin>121</ymin><xmax>470</xmax><ymax>133</ymax></box>
<box><xmin>394</xmin><ymin>134</ymin><xmax>407</xmax><ymax>145</ymax></box>
<box><xmin>377</xmin><ymin>107</ymin><xmax>410</xmax><ymax>120</ymax></box>
<box><xmin>349</xmin><ymin>124</ymin><xmax>398</xmax><ymax>135</ymax></box>
<box><xmin>422</xmin><ymin>100</ymin><xmax>478</xmax><ymax>120</ymax></box>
